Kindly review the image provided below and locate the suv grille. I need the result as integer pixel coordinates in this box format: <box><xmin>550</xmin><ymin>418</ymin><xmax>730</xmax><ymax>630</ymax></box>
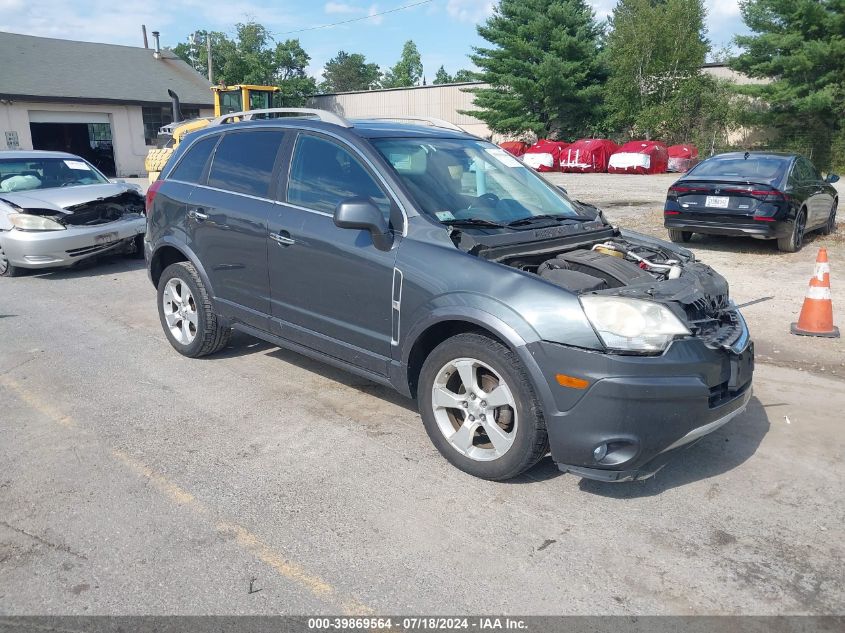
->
<box><xmin>691</xmin><ymin>308</ymin><xmax>745</xmax><ymax>351</ymax></box>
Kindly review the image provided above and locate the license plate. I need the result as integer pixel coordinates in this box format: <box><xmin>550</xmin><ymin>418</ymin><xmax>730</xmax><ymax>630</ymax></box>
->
<box><xmin>729</xmin><ymin>342</ymin><xmax>754</xmax><ymax>390</ymax></box>
<box><xmin>95</xmin><ymin>232</ymin><xmax>118</xmax><ymax>244</ymax></box>
<box><xmin>706</xmin><ymin>195</ymin><xmax>730</xmax><ymax>209</ymax></box>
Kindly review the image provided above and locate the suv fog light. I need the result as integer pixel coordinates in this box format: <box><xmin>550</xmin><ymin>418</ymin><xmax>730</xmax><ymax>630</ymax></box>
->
<box><xmin>593</xmin><ymin>443</ymin><xmax>608</xmax><ymax>462</ymax></box>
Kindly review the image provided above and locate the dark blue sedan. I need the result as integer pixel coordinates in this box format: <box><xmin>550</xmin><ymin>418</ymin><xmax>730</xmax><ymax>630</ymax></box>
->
<box><xmin>664</xmin><ymin>152</ymin><xmax>839</xmax><ymax>252</ymax></box>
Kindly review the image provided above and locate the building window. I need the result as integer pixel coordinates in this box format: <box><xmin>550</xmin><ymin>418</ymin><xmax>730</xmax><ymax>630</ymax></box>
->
<box><xmin>142</xmin><ymin>106</ymin><xmax>200</xmax><ymax>146</ymax></box>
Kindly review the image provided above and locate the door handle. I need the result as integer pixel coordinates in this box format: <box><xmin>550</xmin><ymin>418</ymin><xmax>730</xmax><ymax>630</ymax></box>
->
<box><xmin>187</xmin><ymin>208</ymin><xmax>208</xmax><ymax>221</ymax></box>
<box><xmin>270</xmin><ymin>231</ymin><xmax>295</xmax><ymax>246</ymax></box>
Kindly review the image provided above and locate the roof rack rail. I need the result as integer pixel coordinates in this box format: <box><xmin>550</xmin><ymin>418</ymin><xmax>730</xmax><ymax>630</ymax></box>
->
<box><xmin>211</xmin><ymin>108</ymin><xmax>352</xmax><ymax>128</ymax></box>
<box><xmin>362</xmin><ymin>115</ymin><xmax>465</xmax><ymax>132</ymax></box>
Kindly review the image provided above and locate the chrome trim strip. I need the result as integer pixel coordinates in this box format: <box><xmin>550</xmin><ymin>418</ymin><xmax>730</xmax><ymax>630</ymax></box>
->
<box><xmin>390</xmin><ymin>267</ymin><xmax>403</xmax><ymax>346</ymax></box>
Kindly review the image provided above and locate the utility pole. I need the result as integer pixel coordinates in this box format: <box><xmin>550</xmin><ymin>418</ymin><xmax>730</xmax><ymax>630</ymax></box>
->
<box><xmin>206</xmin><ymin>34</ymin><xmax>213</xmax><ymax>83</ymax></box>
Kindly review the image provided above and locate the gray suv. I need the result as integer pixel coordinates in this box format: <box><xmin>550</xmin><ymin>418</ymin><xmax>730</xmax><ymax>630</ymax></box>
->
<box><xmin>145</xmin><ymin>109</ymin><xmax>753</xmax><ymax>481</ymax></box>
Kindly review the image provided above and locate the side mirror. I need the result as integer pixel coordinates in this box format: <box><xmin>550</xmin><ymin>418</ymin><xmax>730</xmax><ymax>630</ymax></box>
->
<box><xmin>334</xmin><ymin>198</ymin><xmax>393</xmax><ymax>250</ymax></box>
<box><xmin>826</xmin><ymin>173</ymin><xmax>840</xmax><ymax>184</ymax></box>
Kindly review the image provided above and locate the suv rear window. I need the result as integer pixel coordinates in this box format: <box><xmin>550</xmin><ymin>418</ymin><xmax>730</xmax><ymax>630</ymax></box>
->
<box><xmin>207</xmin><ymin>131</ymin><xmax>284</xmax><ymax>198</ymax></box>
<box><xmin>170</xmin><ymin>136</ymin><xmax>218</xmax><ymax>184</ymax></box>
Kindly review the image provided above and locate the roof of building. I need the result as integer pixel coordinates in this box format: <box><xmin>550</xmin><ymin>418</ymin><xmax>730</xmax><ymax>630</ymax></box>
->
<box><xmin>0</xmin><ymin>31</ymin><xmax>214</xmax><ymax>107</ymax></box>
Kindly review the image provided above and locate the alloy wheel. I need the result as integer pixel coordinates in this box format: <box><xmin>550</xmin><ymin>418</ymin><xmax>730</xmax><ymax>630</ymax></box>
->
<box><xmin>0</xmin><ymin>246</ymin><xmax>8</xmax><ymax>276</ymax></box>
<box><xmin>431</xmin><ymin>357</ymin><xmax>518</xmax><ymax>461</ymax></box>
<box><xmin>793</xmin><ymin>211</ymin><xmax>806</xmax><ymax>249</ymax></box>
<box><xmin>162</xmin><ymin>278</ymin><xmax>198</xmax><ymax>345</ymax></box>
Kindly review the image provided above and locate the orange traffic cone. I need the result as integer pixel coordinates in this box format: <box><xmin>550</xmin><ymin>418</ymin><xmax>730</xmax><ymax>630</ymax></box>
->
<box><xmin>791</xmin><ymin>248</ymin><xmax>839</xmax><ymax>338</ymax></box>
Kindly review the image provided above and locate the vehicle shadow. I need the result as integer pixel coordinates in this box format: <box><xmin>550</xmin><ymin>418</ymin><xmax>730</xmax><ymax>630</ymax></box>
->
<box><xmin>212</xmin><ymin>330</ymin><xmax>419</xmax><ymax>413</ymax></box>
<box><xmin>686</xmin><ymin>231</ymin><xmax>831</xmax><ymax>256</ymax></box>
<box><xmin>575</xmin><ymin>395</ymin><xmax>770</xmax><ymax>497</ymax></box>
<box><xmin>24</xmin><ymin>255</ymin><xmax>146</xmax><ymax>280</ymax></box>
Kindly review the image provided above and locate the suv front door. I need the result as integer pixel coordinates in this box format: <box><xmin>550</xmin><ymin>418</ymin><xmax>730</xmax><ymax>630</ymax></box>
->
<box><xmin>268</xmin><ymin>132</ymin><xmax>400</xmax><ymax>377</ymax></box>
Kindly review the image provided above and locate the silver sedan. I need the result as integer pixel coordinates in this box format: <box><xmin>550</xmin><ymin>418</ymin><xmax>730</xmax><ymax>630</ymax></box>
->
<box><xmin>0</xmin><ymin>150</ymin><xmax>146</xmax><ymax>277</ymax></box>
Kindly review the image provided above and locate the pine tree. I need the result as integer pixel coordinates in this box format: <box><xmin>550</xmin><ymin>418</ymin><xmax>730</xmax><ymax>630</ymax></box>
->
<box><xmin>468</xmin><ymin>0</ymin><xmax>606</xmax><ymax>137</ymax></box>
<box><xmin>731</xmin><ymin>0</ymin><xmax>845</xmax><ymax>169</ymax></box>
<box><xmin>382</xmin><ymin>41</ymin><xmax>424</xmax><ymax>88</ymax></box>
<box><xmin>433</xmin><ymin>66</ymin><xmax>452</xmax><ymax>84</ymax></box>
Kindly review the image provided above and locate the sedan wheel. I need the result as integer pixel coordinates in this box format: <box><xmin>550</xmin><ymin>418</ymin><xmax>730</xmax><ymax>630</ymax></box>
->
<box><xmin>821</xmin><ymin>202</ymin><xmax>837</xmax><ymax>236</ymax></box>
<box><xmin>431</xmin><ymin>357</ymin><xmax>518</xmax><ymax>461</ymax></box>
<box><xmin>0</xmin><ymin>242</ymin><xmax>22</xmax><ymax>277</ymax></box>
<box><xmin>778</xmin><ymin>209</ymin><xmax>807</xmax><ymax>252</ymax></box>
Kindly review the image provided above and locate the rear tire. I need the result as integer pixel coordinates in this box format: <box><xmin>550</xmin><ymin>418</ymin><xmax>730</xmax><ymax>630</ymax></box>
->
<box><xmin>668</xmin><ymin>229</ymin><xmax>692</xmax><ymax>243</ymax></box>
<box><xmin>157</xmin><ymin>261</ymin><xmax>231</xmax><ymax>357</ymax></box>
<box><xmin>0</xmin><ymin>241</ymin><xmax>23</xmax><ymax>277</ymax></box>
<box><xmin>778</xmin><ymin>209</ymin><xmax>807</xmax><ymax>252</ymax></box>
<box><xmin>820</xmin><ymin>201</ymin><xmax>837</xmax><ymax>236</ymax></box>
<box><xmin>418</xmin><ymin>332</ymin><xmax>548</xmax><ymax>480</ymax></box>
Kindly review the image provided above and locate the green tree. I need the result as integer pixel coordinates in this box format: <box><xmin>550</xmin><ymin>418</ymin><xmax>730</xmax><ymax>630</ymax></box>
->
<box><xmin>320</xmin><ymin>51</ymin><xmax>382</xmax><ymax>92</ymax></box>
<box><xmin>382</xmin><ymin>40</ymin><xmax>424</xmax><ymax>88</ymax></box>
<box><xmin>433</xmin><ymin>65</ymin><xmax>452</xmax><ymax>84</ymax></box>
<box><xmin>604</xmin><ymin>0</ymin><xmax>709</xmax><ymax>138</ymax></box>
<box><xmin>172</xmin><ymin>23</ymin><xmax>316</xmax><ymax>106</ymax></box>
<box><xmin>273</xmin><ymin>39</ymin><xmax>317</xmax><ymax>105</ymax></box>
<box><xmin>731</xmin><ymin>0</ymin><xmax>845</xmax><ymax>169</ymax></box>
<box><xmin>452</xmin><ymin>69</ymin><xmax>478</xmax><ymax>82</ymax></box>
<box><xmin>468</xmin><ymin>0</ymin><xmax>606</xmax><ymax>138</ymax></box>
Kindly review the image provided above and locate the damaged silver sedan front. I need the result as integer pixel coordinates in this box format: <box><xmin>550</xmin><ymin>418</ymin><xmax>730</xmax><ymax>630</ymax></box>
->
<box><xmin>0</xmin><ymin>151</ymin><xmax>146</xmax><ymax>277</ymax></box>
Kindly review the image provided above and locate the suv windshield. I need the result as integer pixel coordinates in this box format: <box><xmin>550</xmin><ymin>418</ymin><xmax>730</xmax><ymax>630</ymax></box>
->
<box><xmin>0</xmin><ymin>157</ymin><xmax>109</xmax><ymax>193</ymax></box>
<box><xmin>372</xmin><ymin>138</ymin><xmax>582</xmax><ymax>225</ymax></box>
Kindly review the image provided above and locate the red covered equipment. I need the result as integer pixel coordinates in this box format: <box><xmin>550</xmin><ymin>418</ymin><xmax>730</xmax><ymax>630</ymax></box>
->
<box><xmin>559</xmin><ymin>139</ymin><xmax>619</xmax><ymax>173</ymax></box>
<box><xmin>667</xmin><ymin>144</ymin><xmax>700</xmax><ymax>172</ymax></box>
<box><xmin>608</xmin><ymin>140</ymin><xmax>669</xmax><ymax>174</ymax></box>
<box><xmin>522</xmin><ymin>139</ymin><xmax>570</xmax><ymax>172</ymax></box>
<box><xmin>499</xmin><ymin>141</ymin><xmax>529</xmax><ymax>157</ymax></box>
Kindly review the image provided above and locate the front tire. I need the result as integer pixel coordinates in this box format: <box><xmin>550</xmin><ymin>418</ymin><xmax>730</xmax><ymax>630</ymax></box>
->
<box><xmin>778</xmin><ymin>208</ymin><xmax>807</xmax><ymax>252</ymax></box>
<box><xmin>0</xmin><ymin>241</ymin><xmax>23</xmax><ymax>277</ymax></box>
<box><xmin>820</xmin><ymin>201</ymin><xmax>837</xmax><ymax>236</ymax></box>
<box><xmin>157</xmin><ymin>261</ymin><xmax>230</xmax><ymax>357</ymax></box>
<box><xmin>418</xmin><ymin>333</ymin><xmax>548</xmax><ymax>480</ymax></box>
<box><xmin>668</xmin><ymin>229</ymin><xmax>692</xmax><ymax>243</ymax></box>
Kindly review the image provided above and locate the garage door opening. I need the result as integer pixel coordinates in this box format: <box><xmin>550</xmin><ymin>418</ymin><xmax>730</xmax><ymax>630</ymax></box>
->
<box><xmin>29</xmin><ymin>122</ymin><xmax>116</xmax><ymax>176</ymax></box>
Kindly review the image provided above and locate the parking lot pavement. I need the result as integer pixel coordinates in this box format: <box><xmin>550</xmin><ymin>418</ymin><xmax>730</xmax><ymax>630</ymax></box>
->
<box><xmin>1</xmin><ymin>257</ymin><xmax>844</xmax><ymax>615</ymax></box>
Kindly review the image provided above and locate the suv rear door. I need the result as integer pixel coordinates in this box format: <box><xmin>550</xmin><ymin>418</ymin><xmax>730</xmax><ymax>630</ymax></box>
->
<box><xmin>268</xmin><ymin>132</ymin><xmax>400</xmax><ymax>377</ymax></box>
<box><xmin>185</xmin><ymin>129</ymin><xmax>286</xmax><ymax>330</ymax></box>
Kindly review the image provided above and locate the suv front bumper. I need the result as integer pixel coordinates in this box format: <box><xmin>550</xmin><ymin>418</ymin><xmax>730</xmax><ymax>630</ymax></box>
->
<box><xmin>522</xmin><ymin>328</ymin><xmax>754</xmax><ymax>481</ymax></box>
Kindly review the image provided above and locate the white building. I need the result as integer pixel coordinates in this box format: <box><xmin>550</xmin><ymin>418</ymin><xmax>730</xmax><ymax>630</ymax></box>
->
<box><xmin>0</xmin><ymin>32</ymin><xmax>214</xmax><ymax>177</ymax></box>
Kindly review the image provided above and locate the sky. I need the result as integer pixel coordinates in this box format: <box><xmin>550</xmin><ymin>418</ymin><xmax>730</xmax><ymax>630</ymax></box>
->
<box><xmin>0</xmin><ymin>0</ymin><xmax>750</xmax><ymax>80</ymax></box>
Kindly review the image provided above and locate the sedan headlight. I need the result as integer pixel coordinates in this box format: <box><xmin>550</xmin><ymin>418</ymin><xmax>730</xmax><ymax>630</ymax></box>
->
<box><xmin>9</xmin><ymin>213</ymin><xmax>66</xmax><ymax>231</ymax></box>
<box><xmin>580</xmin><ymin>296</ymin><xmax>690</xmax><ymax>353</ymax></box>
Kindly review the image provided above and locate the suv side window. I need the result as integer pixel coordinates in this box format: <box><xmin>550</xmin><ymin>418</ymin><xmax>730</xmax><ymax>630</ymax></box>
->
<box><xmin>170</xmin><ymin>135</ymin><xmax>218</xmax><ymax>184</ymax></box>
<box><xmin>207</xmin><ymin>130</ymin><xmax>284</xmax><ymax>198</ymax></box>
<box><xmin>287</xmin><ymin>134</ymin><xmax>391</xmax><ymax>219</ymax></box>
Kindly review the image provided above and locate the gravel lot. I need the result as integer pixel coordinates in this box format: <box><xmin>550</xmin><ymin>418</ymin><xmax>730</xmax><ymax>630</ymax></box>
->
<box><xmin>1</xmin><ymin>174</ymin><xmax>843</xmax><ymax>616</ymax></box>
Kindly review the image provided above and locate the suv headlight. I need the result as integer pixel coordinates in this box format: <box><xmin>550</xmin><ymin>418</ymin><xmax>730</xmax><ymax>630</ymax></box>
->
<box><xmin>9</xmin><ymin>213</ymin><xmax>66</xmax><ymax>231</ymax></box>
<box><xmin>580</xmin><ymin>296</ymin><xmax>690</xmax><ymax>353</ymax></box>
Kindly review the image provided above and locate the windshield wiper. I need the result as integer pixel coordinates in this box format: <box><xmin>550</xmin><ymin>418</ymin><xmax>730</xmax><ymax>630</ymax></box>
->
<box><xmin>506</xmin><ymin>214</ymin><xmax>592</xmax><ymax>227</ymax></box>
<box><xmin>441</xmin><ymin>218</ymin><xmax>507</xmax><ymax>229</ymax></box>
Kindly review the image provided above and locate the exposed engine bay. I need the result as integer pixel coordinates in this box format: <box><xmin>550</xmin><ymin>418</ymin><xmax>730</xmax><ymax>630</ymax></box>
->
<box><xmin>497</xmin><ymin>234</ymin><xmax>744</xmax><ymax>351</ymax></box>
<box><xmin>7</xmin><ymin>190</ymin><xmax>146</xmax><ymax>227</ymax></box>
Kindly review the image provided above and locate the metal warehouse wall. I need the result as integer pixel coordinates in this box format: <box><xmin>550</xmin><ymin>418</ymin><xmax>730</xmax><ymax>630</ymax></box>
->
<box><xmin>309</xmin><ymin>82</ymin><xmax>492</xmax><ymax>138</ymax></box>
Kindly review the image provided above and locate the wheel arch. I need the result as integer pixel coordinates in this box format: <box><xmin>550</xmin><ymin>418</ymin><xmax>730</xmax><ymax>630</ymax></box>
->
<box><xmin>149</xmin><ymin>240</ymin><xmax>215</xmax><ymax>298</ymax></box>
<box><xmin>401</xmin><ymin>311</ymin><xmax>535</xmax><ymax>401</ymax></box>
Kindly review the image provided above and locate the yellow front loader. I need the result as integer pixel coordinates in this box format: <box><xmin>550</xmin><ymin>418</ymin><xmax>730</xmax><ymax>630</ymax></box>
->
<box><xmin>145</xmin><ymin>85</ymin><xmax>280</xmax><ymax>182</ymax></box>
